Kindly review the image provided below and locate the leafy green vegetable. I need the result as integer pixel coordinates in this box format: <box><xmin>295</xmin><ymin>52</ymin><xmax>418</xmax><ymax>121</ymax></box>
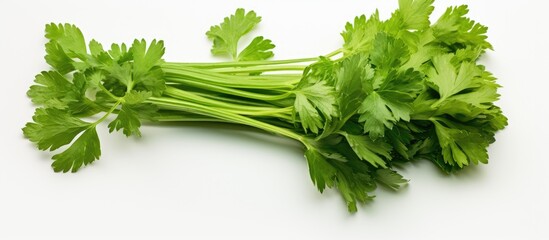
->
<box><xmin>23</xmin><ymin>1</ymin><xmax>507</xmax><ymax>212</ymax></box>
<box><xmin>206</xmin><ymin>8</ymin><xmax>275</xmax><ymax>61</ymax></box>
<box><xmin>51</xmin><ymin>127</ymin><xmax>101</xmax><ymax>173</ymax></box>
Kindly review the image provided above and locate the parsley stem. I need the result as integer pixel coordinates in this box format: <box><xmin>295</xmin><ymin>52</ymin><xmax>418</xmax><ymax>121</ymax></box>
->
<box><xmin>152</xmin><ymin>113</ymin><xmax>228</xmax><ymax>122</ymax></box>
<box><xmin>163</xmin><ymin>49</ymin><xmax>343</xmax><ymax>69</ymax></box>
<box><xmin>163</xmin><ymin>67</ymin><xmax>295</xmax><ymax>89</ymax></box>
<box><xmin>98</xmin><ymin>84</ymin><xmax>121</xmax><ymax>101</ymax></box>
<box><xmin>165</xmin><ymin>77</ymin><xmax>293</xmax><ymax>101</ymax></box>
<box><xmin>91</xmin><ymin>100</ymin><xmax>122</xmax><ymax>127</ymax></box>
<box><xmin>147</xmin><ymin>97</ymin><xmax>305</xmax><ymax>143</ymax></box>
<box><xmin>164</xmin><ymin>86</ymin><xmax>293</xmax><ymax>120</ymax></box>
<box><xmin>189</xmin><ymin>90</ymin><xmax>279</xmax><ymax>107</ymax></box>
<box><xmin>164</xmin><ymin>57</ymin><xmax>317</xmax><ymax>68</ymax></box>
<box><xmin>325</xmin><ymin>48</ymin><xmax>343</xmax><ymax>58</ymax></box>
<box><xmin>208</xmin><ymin>65</ymin><xmax>307</xmax><ymax>74</ymax></box>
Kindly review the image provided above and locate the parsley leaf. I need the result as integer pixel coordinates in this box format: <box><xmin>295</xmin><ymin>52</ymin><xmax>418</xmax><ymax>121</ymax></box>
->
<box><xmin>131</xmin><ymin>39</ymin><xmax>165</xmax><ymax>78</ymax></box>
<box><xmin>334</xmin><ymin>55</ymin><xmax>369</xmax><ymax>120</ymax></box>
<box><xmin>375</xmin><ymin>168</ymin><xmax>408</xmax><ymax>190</ymax></box>
<box><xmin>427</xmin><ymin>54</ymin><xmax>481</xmax><ymax>102</ymax></box>
<box><xmin>341</xmin><ymin>12</ymin><xmax>381</xmax><ymax>55</ymax></box>
<box><xmin>305</xmin><ymin>148</ymin><xmax>377</xmax><ymax>212</ymax></box>
<box><xmin>108</xmin><ymin>105</ymin><xmax>144</xmax><ymax>137</ymax></box>
<box><xmin>237</xmin><ymin>36</ymin><xmax>275</xmax><ymax>61</ymax></box>
<box><xmin>206</xmin><ymin>8</ymin><xmax>274</xmax><ymax>61</ymax></box>
<box><xmin>342</xmin><ymin>133</ymin><xmax>392</xmax><ymax>168</ymax></box>
<box><xmin>359</xmin><ymin>69</ymin><xmax>423</xmax><ymax>138</ymax></box>
<box><xmin>305</xmin><ymin>148</ymin><xmax>337</xmax><ymax>193</ymax></box>
<box><xmin>433</xmin><ymin>5</ymin><xmax>492</xmax><ymax>50</ymax></box>
<box><xmin>401</xmin><ymin>29</ymin><xmax>444</xmax><ymax>70</ymax></box>
<box><xmin>108</xmin><ymin>91</ymin><xmax>157</xmax><ymax>137</ymax></box>
<box><xmin>44</xmin><ymin>41</ymin><xmax>75</xmax><ymax>74</ymax></box>
<box><xmin>27</xmin><ymin>71</ymin><xmax>79</xmax><ymax>109</ymax></box>
<box><xmin>51</xmin><ymin>127</ymin><xmax>101</xmax><ymax>173</ymax></box>
<box><xmin>45</xmin><ymin>23</ymin><xmax>87</xmax><ymax>57</ymax></box>
<box><xmin>319</xmin><ymin>55</ymin><xmax>369</xmax><ymax>138</ymax></box>
<box><xmin>395</xmin><ymin>0</ymin><xmax>435</xmax><ymax>30</ymax></box>
<box><xmin>293</xmin><ymin>79</ymin><xmax>337</xmax><ymax>134</ymax></box>
<box><xmin>108</xmin><ymin>43</ymin><xmax>132</xmax><ymax>62</ymax></box>
<box><xmin>433</xmin><ymin>121</ymin><xmax>488</xmax><ymax>167</ymax></box>
<box><xmin>23</xmin><ymin>108</ymin><xmax>90</xmax><ymax>151</ymax></box>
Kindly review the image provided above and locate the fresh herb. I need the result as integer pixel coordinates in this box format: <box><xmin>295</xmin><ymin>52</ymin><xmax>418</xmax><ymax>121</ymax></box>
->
<box><xmin>23</xmin><ymin>0</ymin><xmax>507</xmax><ymax>212</ymax></box>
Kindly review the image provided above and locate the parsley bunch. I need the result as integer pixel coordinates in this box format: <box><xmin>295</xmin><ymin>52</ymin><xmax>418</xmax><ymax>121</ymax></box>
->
<box><xmin>23</xmin><ymin>0</ymin><xmax>507</xmax><ymax>212</ymax></box>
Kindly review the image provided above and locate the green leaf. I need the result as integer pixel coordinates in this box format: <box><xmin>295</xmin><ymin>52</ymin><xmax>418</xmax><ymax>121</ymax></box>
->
<box><xmin>89</xmin><ymin>39</ymin><xmax>105</xmax><ymax>56</ymax></box>
<box><xmin>454</xmin><ymin>46</ymin><xmax>484</xmax><ymax>62</ymax></box>
<box><xmin>123</xmin><ymin>90</ymin><xmax>153</xmax><ymax>104</ymax></box>
<box><xmin>434</xmin><ymin>100</ymin><xmax>484</xmax><ymax>122</ymax></box>
<box><xmin>27</xmin><ymin>71</ymin><xmax>78</xmax><ymax>109</ymax></box>
<box><xmin>126</xmin><ymin>39</ymin><xmax>166</xmax><ymax>96</ymax></box>
<box><xmin>133</xmin><ymin>66</ymin><xmax>165</xmax><ymax>96</ymax></box>
<box><xmin>319</xmin><ymin>55</ymin><xmax>370</xmax><ymax>138</ymax></box>
<box><xmin>293</xmin><ymin>80</ymin><xmax>337</xmax><ymax>133</ymax></box>
<box><xmin>237</xmin><ymin>36</ymin><xmax>275</xmax><ymax>61</ymax></box>
<box><xmin>131</xmin><ymin>39</ymin><xmax>165</xmax><ymax>77</ymax></box>
<box><xmin>433</xmin><ymin>5</ymin><xmax>492</xmax><ymax>50</ymax></box>
<box><xmin>433</xmin><ymin>121</ymin><xmax>489</xmax><ymax>167</ymax></box>
<box><xmin>341</xmin><ymin>12</ymin><xmax>381</xmax><ymax>55</ymax></box>
<box><xmin>335</xmin><ymin>54</ymin><xmax>369</xmax><ymax>120</ymax></box>
<box><xmin>375</xmin><ymin>169</ymin><xmax>408</xmax><ymax>190</ymax></box>
<box><xmin>109</xmin><ymin>91</ymin><xmax>157</xmax><ymax>137</ymax></box>
<box><xmin>427</xmin><ymin>54</ymin><xmax>481</xmax><ymax>102</ymax></box>
<box><xmin>108</xmin><ymin>105</ymin><xmax>143</xmax><ymax>137</ymax></box>
<box><xmin>305</xmin><ymin>148</ymin><xmax>376</xmax><ymax>212</ymax></box>
<box><xmin>69</xmin><ymin>73</ymin><xmax>103</xmax><ymax>117</ymax></box>
<box><xmin>45</xmin><ymin>23</ymin><xmax>87</xmax><ymax>57</ymax></box>
<box><xmin>308</xmin><ymin>56</ymin><xmax>338</xmax><ymax>85</ymax></box>
<box><xmin>206</xmin><ymin>8</ymin><xmax>262</xmax><ymax>60</ymax></box>
<box><xmin>396</xmin><ymin>0</ymin><xmax>435</xmax><ymax>30</ymax></box>
<box><xmin>386</xmin><ymin>124</ymin><xmax>414</xmax><ymax>159</ymax></box>
<box><xmin>305</xmin><ymin>148</ymin><xmax>337</xmax><ymax>193</ymax></box>
<box><xmin>359</xmin><ymin>92</ymin><xmax>395</xmax><ymax>138</ymax></box>
<box><xmin>25</xmin><ymin>72</ymin><xmax>101</xmax><ymax>117</ymax></box>
<box><xmin>370</xmin><ymin>32</ymin><xmax>409</xmax><ymax>71</ymax></box>
<box><xmin>109</xmin><ymin>43</ymin><xmax>132</xmax><ymax>62</ymax></box>
<box><xmin>300</xmin><ymin>81</ymin><xmax>338</xmax><ymax>120</ymax></box>
<box><xmin>358</xmin><ymin>68</ymin><xmax>422</xmax><ymax>138</ymax></box>
<box><xmin>105</xmin><ymin>62</ymin><xmax>133</xmax><ymax>86</ymax></box>
<box><xmin>343</xmin><ymin>133</ymin><xmax>392</xmax><ymax>168</ymax></box>
<box><xmin>44</xmin><ymin>41</ymin><xmax>75</xmax><ymax>74</ymax></box>
<box><xmin>447</xmin><ymin>83</ymin><xmax>500</xmax><ymax>109</ymax></box>
<box><xmin>294</xmin><ymin>93</ymin><xmax>323</xmax><ymax>134</ymax></box>
<box><xmin>401</xmin><ymin>29</ymin><xmax>444</xmax><ymax>70</ymax></box>
<box><xmin>51</xmin><ymin>127</ymin><xmax>101</xmax><ymax>173</ymax></box>
<box><xmin>22</xmin><ymin>108</ymin><xmax>90</xmax><ymax>151</ymax></box>
<box><xmin>484</xmin><ymin>106</ymin><xmax>508</xmax><ymax>132</ymax></box>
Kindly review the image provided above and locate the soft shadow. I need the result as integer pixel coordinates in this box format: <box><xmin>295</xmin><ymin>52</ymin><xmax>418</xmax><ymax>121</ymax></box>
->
<box><xmin>143</xmin><ymin>121</ymin><xmax>304</xmax><ymax>155</ymax></box>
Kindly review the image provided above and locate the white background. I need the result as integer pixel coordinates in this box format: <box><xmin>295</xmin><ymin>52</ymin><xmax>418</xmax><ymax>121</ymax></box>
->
<box><xmin>1</xmin><ymin>0</ymin><xmax>548</xmax><ymax>239</ymax></box>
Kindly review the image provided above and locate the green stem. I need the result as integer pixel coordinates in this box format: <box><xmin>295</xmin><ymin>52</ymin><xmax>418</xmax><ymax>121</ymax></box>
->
<box><xmin>163</xmin><ymin>48</ymin><xmax>343</xmax><ymax>69</ymax></box>
<box><xmin>189</xmin><ymin>90</ymin><xmax>283</xmax><ymax>107</ymax></box>
<box><xmin>98</xmin><ymin>84</ymin><xmax>121</xmax><ymax>101</ymax></box>
<box><xmin>164</xmin><ymin>87</ymin><xmax>293</xmax><ymax>120</ymax></box>
<box><xmin>91</xmin><ymin>99</ymin><xmax>122</xmax><ymax>127</ymax></box>
<box><xmin>163</xmin><ymin>67</ymin><xmax>295</xmax><ymax>89</ymax></box>
<box><xmin>208</xmin><ymin>65</ymin><xmax>307</xmax><ymax>74</ymax></box>
<box><xmin>325</xmin><ymin>48</ymin><xmax>343</xmax><ymax>58</ymax></box>
<box><xmin>166</xmin><ymin>77</ymin><xmax>293</xmax><ymax>101</ymax></box>
<box><xmin>147</xmin><ymin>97</ymin><xmax>305</xmax><ymax>143</ymax></box>
<box><xmin>152</xmin><ymin>113</ymin><xmax>228</xmax><ymax>123</ymax></box>
<box><xmin>163</xmin><ymin>57</ymin><xmax>317</xmax><ymax>68</ymax></box>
